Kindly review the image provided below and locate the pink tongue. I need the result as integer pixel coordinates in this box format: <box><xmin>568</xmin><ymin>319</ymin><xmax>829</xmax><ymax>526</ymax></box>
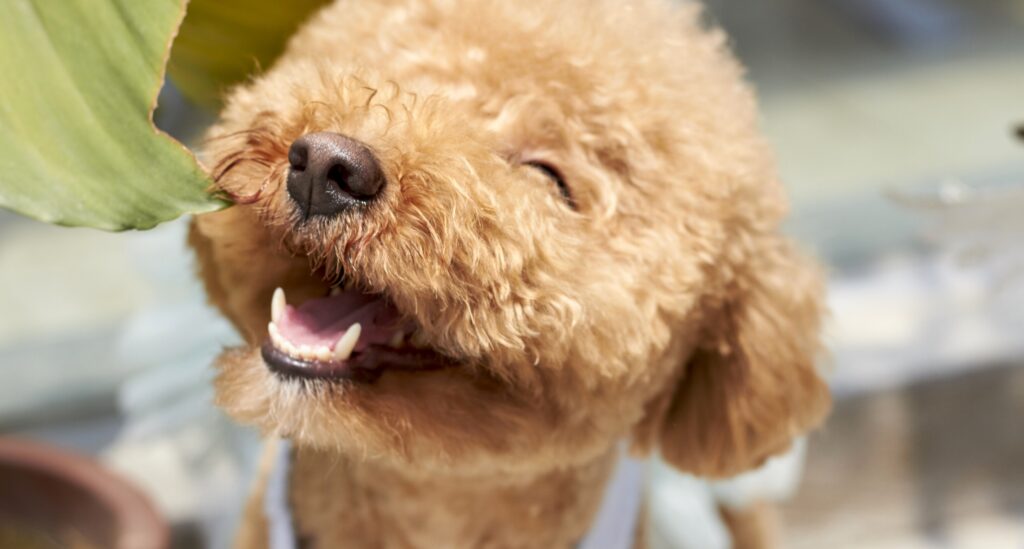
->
<box><xmin>277</xmin><ymin>290</ymin><xmax>402</xmax><ymax>351</ymax></box>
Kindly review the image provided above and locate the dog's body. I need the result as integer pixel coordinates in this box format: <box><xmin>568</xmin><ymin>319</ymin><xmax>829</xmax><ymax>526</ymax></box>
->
<box><xmin>190</xmin><ymin>0</ymin><xmax>830</xmax><ymax>547</ymax></box>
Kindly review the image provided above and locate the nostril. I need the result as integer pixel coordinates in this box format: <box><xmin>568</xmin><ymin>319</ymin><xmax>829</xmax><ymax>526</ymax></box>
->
<box><xmin>326</xmin><ymin>162</ymin><xmax>381</xmax><ymax>200</ymax></box>
<box><xmin>288</xmin><ymin>140</ymin><xmax>308</xmax><ymax>172</ymax></box>
<box><xmin>326</xmin><ymin>163</ymin><xmax>353</xmax><ymax>194</ymax></box>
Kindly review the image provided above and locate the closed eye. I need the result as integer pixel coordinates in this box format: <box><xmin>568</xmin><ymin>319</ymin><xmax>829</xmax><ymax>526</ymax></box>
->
<box><xmin>524</xmin><ymin>161</ymin><xmax>574</xmax><ymax>209</ymax></box>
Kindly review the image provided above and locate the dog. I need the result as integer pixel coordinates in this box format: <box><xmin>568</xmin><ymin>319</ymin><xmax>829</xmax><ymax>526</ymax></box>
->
<box><xmin>189</xmin><ymin>0</ymin><xmax>831</xmax><ymax>546</ymax></box>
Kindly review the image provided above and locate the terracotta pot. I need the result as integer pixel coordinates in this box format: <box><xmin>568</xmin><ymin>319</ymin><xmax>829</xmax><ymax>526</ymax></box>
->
<box><xmin>0</xmin><ymin>437</ymin><xmax>168</xmax><ymax>549</ymax></box>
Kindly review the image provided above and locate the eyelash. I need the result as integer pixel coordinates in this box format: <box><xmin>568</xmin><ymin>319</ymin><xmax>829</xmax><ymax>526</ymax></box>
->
<box><xmin>523</xmin><ymin>160</ymin><xmax>575</xmax><ymax>208</ymax></box>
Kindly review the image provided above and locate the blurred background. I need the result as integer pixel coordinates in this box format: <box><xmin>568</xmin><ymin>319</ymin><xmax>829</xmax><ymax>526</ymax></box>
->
<box><xmin>1</xmin><ymin>0</ymin><xmax>1022</xmax><ymax>547</ymax></box>
<box><xmin>708</xmin><ymin>0</ymin><xmax>1024</xmax><ymax>546</ymax></box>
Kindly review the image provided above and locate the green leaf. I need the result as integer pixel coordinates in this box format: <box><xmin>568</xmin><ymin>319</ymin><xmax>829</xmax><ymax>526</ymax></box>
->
<box><xmin>0</xmin><ymin>0</ymin><xmax>225</xmax><ymax>231</ymax></box>
<box><xmin>168</xmin><ymin>0</ymin><xmax>330</xmax><ymax>110</ymax></box>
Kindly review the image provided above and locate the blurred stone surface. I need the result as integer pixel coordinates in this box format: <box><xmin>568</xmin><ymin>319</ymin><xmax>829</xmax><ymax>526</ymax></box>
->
<box><xmin>782</xmin><ymin>363</ymin><xmax>1024</xmax><ymax>548</ymax></box>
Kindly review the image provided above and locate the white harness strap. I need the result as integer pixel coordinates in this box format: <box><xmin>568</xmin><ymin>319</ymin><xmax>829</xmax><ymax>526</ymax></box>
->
<box><xmin>264</xmin><ymin>441</ymin><xmax>645</xmax><ymax>549</ymax></box>
<box><xmin>264</xmin><ymin>439</ymin><xmax>297</xmax><ymax>549</ymax></box>
<box><xmin>576</xmin><ymin>445</ymin><xmax>646</xmax><ymax>549</ymax></box>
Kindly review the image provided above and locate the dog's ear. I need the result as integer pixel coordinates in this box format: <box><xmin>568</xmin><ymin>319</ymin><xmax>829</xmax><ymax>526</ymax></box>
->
<box><xmin>635</xmin><ymin>236</ymin><xmax>830</xmax><ymax>477</ymax></box>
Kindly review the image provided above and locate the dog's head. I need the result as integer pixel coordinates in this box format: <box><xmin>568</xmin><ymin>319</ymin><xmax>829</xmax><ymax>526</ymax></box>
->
<box><xmin>191</xmin><ymin>0</ymin><xmax>829</xmax><ymax>478</ymax></box>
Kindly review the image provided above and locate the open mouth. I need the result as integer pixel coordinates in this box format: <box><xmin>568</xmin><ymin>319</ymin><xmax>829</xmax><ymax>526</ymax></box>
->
<box><xmin>262</xmin><ymin>284</ymin><xmax>451</xmax><ymax>382</ymax></box>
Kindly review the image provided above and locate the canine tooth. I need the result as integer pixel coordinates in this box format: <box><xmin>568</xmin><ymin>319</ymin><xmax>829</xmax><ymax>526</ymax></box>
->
<box><xmin>271</xmin><ymin>288</ymin><xmax>286</xmax><ymax>323</ymax></box>
<box><xmin>410</xmin><ymin>330</ymin><xmax>430</xmax><ymax>349</ymax></box>
<box><xmin>388</xmin><ymin>331</ymin><xmax>405</xmax><ymax>348</ymax></box>
<box><xmin>333</xmin><ymin>323</ymin><xmax>362</xmax><ymax>360</ymax></box>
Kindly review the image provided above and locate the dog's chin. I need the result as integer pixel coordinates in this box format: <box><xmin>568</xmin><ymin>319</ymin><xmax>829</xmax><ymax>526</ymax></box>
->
<box><xmin>216</xmin><ymin>343</ymin><xmax>560</xmax><ymax>477</ymax></box>
<box><xmin>216</xmin><ymin>324</ymin><xmax>619</xmax><ymax>477</ymax></box>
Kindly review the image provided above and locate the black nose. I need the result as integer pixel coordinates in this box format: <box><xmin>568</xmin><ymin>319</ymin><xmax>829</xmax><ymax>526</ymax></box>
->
<box><xmin>286</xmin><ymin>132</ymin><xmax>385</xmax><ymax>218</ymax></box>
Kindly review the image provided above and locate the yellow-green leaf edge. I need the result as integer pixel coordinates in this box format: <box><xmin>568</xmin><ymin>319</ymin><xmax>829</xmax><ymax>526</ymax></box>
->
<box><xmin>0</xmin><ymin>0</ymin><xmax>226</xmax><ymax>231</ymax></box>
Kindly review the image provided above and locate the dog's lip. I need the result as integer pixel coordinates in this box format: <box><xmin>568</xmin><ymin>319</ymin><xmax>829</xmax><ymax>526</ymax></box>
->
<box><xmin>261</xmin><ymin>340</ymin><xmax>455</xmax><ymax>382</ymax></box>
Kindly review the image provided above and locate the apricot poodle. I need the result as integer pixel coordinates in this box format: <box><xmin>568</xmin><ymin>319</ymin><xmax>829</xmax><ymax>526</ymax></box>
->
<box><xmin>189</xmin><ymin>0</ymin><xmax>830</xmax><ymax>546</ymax></box>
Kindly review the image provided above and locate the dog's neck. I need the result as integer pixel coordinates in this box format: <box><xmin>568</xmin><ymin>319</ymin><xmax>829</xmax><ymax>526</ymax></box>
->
<box><xmin>285</xmin><ymin>444</ymin><xmax>620</xmax><ymax>548</ymax></box>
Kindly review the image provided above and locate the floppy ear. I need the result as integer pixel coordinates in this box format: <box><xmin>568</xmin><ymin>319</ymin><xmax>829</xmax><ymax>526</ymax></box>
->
<box><xmin>636</xmin><ymin>236</ymin><xmax>830</xmax><ymax>477</ymax></box>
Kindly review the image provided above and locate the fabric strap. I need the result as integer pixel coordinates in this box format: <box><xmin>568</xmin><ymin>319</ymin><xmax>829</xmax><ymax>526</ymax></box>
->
<box><xmin>576</xmin><ymin>444</ymin><xmax>646</xmax><ymax>549</ymax></box>
<box><xmin>264</xmin><ymin>439</ymin><xmax>297</xmax><ymax>549</ymax></box>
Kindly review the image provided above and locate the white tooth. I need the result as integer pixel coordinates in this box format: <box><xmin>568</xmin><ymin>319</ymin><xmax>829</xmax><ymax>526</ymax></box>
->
<box><xmin>315</xmin><ymin>346</ymin><xmax>331</xmax><ymax>362</ymax></box>
<box><xmin>388</xmin><ymin>330</ymin><xmax>405</xmax><ymax>348</ymax></box>
<box><xmin>299</xmin><ymin>345</ymin><xmax>314</xmax><ymax>359</ymax></box>
<box><xmin>282</xmin><ymin>340</ymin><xmax>296</xmax><ymax>357</ymax></box>
<box><xmin>410</xmin><ymin>330</ymin><xmax>430</xmax><ymax>348</ymax></box>
<box><xmin>270</xmin><ymin>324</ymin><xmax>288</xmax><ymax>350</ymax></box>
<box><xmin>271</xmin><ymin>288</ymin><xmax>286</xmax><ymax>323</ymax></box>
<box><xmin>333</xmin><ymin>323</ymin><xmax>362</xmax><ymax>360</ymax></box>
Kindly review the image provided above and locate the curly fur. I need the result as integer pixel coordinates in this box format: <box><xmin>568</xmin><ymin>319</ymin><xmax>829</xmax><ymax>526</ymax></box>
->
<box><xmin>189</xmin><ymin>0</ymin><xmax>831</xmax><ymax>546</ymax></box>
